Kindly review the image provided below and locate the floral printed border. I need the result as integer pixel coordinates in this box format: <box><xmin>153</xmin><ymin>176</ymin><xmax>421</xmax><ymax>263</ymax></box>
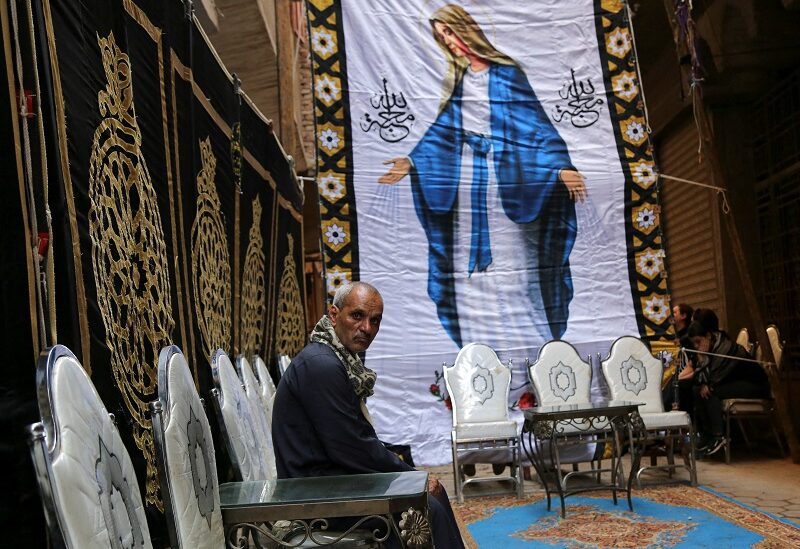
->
<box><xmin>596</xmin><ymin>0</ymin><xmax>673</xmax><ymax>346</ymax></box>
<box><xmin>307</xmin><ymin>0</ymin><xmax>358</xmax><ymax>298</ymax></box>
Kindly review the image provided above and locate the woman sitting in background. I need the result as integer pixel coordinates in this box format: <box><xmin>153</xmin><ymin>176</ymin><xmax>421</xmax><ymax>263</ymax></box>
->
<box><xmin>688</xmin><ymin>321</ymin><xmax>770</xmax><ymax>457</ymax></box>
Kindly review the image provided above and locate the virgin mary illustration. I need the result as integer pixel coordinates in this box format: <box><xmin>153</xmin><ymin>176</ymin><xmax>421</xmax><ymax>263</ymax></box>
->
<box><xmin>379</xmin><ymin>4</ymin><xmax>587</xmax><ymax>349</ymax></box>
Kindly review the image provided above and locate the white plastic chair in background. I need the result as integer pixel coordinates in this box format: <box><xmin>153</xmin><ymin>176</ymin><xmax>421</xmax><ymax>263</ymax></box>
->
<box><xmin>721</xmin><ymin>324</ymin><xmax>786</xmax><ymax>463</ymax></box>
<box><xmin>150</xmin><ymin>345</ymin><xmax>224</xmax><ymax>548</ymax></box>
<box><xmin>443</xmin><ymin>343</ymin><xmax>523</xmax><ymax>503</ymax></box>
<box><xmin>28</xmin><ymin>345</ymin><xmax>153</xmax><ymax>548</ymax></box>
<box><xmin>735</xmin><ymin>327</ymin><xmax>754</xmax><ymax>355</ymax></box>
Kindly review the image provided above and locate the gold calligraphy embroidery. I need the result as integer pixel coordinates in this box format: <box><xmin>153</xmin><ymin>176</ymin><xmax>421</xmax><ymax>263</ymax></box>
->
<box><xmin>240</xmin><ymin>196</ymin><xmax>266</xmax><ymax>359</ymax></box>
<box><xmin>191</xmin><ymin>137</ymin><xmax>232</xmax><ymax>360</ymax></box>
<box><xmin>88</xmin><ymin>31</ymin><xmax>174</xmax><ymax>509</ymax></box>
<box><xmin>276</xmin><ymin>234</ymin><xmax>306</xmax><ymax>357</ymax></box>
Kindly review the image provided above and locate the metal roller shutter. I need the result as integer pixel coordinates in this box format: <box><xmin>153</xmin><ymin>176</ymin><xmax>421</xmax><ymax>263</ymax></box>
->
<box><xmin>657</xmin><ymin>117</ymin><xmax>726</xmax><ymax>321</ymax></box>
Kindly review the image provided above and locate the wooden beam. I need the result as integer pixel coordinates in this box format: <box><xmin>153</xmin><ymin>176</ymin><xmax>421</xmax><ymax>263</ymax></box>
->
<box><xmin>276</xmin><ymin>0</ymin><xmax>305</xmax><ymax>172</ymax></box>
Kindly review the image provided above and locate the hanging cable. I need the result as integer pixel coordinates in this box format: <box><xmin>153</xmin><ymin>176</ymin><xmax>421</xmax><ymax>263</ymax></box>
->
<box><xmin>10</xmin><ymin>0</ymin><xmax>47</xmax><ymax>347</ymax></box>
<box><xmin>26</xmin><ymin>0</ymin><xmax>56</xmax><ymax>345</ymax></box>
<box><xmin>659</xmin><ymin>173</ymin><xmax>730</xmax><ymax>214</ymax></box>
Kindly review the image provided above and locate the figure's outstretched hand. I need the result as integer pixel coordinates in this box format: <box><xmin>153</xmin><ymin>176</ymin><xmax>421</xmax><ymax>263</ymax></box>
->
<box><xmin>560</xmin><ymin>169</ymin><xmax>587</xmax><ymax>203</ymax></box>
<box><xmin>379</xmin><ymin>157</ymin><xmax>411</xmax><ymax>184</ymax></box>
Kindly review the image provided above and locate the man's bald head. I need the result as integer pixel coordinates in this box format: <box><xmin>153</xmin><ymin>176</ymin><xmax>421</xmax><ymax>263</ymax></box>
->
<box><xmin>329</xmin><ymin>282</ymin><xmax>384</xmax><ymax>353</ymax></box>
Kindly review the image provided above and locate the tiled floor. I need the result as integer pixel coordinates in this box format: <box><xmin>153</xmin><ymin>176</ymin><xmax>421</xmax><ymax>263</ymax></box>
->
<box><xmin>426</xmin><ymin>445</ymin><xmax>800</xmax><ymax>524</ymax></box>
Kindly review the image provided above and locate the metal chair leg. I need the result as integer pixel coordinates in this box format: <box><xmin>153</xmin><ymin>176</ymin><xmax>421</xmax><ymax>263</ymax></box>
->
<box><xmin>725</xmin><ymin>413</ymin><xmax>732</xmax><ymax>464</ymax></box>
<box><xmin>688</xmin><ymin>425</ymin><xmax>698</xmax><ymax>486</ymax></box>
<box><xmin>770</xmin><ymin>413</ymin><xmax>786</xmax><ymax>457</ymax></box>
<box><xmin>451</xmin><ymin>433</ymin><xmax>463</xmax><ymax>504</ymax></box>
<box><xmin>738</xmin><ymin>418</ymin><xmax>753</xmax><ymax>449</ymax></box>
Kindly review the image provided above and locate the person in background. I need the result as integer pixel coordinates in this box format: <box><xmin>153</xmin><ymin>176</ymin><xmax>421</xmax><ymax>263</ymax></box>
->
<box><xmin>688</xmin><ymin>320</ymin><xmax>770</xmax><ymax>457</ymax></box>
<box><xmin>692</xmin><ymin>307</ymin><xmax>720</xmax><ymax>334</ymax></box>
<box><xmin>664</xmin><ymin>303</ymin><xmax>696</xmax><ymax>414</ymax></box>
<box><xmin>272</xmin><ymin>281</ymin><xmax>465</xmax><ymax>549</ymax></box>
<box><xmin>672</xmin><ymin>303</ymin><xmax>694</xmax><ymax>340</ymax></box>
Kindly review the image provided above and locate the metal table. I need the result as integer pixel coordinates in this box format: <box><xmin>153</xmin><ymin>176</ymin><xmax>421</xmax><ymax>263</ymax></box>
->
<box><xmin>219</xmin><ymin>470</ymin><xmax>432</xmax><ymax>548</ymax></box>
<box><xmin>521</xmin><ymin>400</ymin><xmax>644</xmax><ymax>517</ymax></box>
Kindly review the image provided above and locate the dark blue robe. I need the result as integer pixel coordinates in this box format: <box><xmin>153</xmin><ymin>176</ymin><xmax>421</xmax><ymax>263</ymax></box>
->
<box><xmin>272</xmin><ymin>343</ymin><xmax>465</xmax><ymax>548</ymax></box>
<box><xmin>408</xmin><ymin>63</ymin><xmax>577</xmax><ymax>346</ymax></box>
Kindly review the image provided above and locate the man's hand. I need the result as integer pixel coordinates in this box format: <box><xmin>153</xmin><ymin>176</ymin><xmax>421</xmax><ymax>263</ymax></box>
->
<box><xmin>427</xmin><ymin>475</ymin><xmax>443</xmax><ymax>497</ymax></box>
<box><xmin>700</xmin><ymin>384</ymin><xmax>713</xmax><ymax>399</ymax></box>
<box><xmin>559</xmin><ymin>169</ymin><xmax>587</xmax><ymax>203</ymax></box>
<box><xmin>378</xmin><ymin>157</ymin><xmax>411</xmax><ymax>184</ymax></box>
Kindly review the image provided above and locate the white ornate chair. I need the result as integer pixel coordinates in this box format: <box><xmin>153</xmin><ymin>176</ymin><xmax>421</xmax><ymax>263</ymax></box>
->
<box><xmin>526</xmin><ymin>341</ymin><xmax>606</xmax><ymax>481</ymax></box>
<box><xmin>27</xmin><ymin>345</ymin><xmax>153</xmax><ymax>548</ymax></box>
<box><xmin>150</xmin><ymin>345</ymin><xmax>224</xmax><ymax>548</ymax></box>
<box><xmin>236</xmin><ymin>355</ymin><xmax>277</xmax><ymax>478</ymax></box>
<box><xmin>253</xmin><ymin>355</ymin><xmax>278</xmax><ymax>423</ymax></box>
<box><xmin>601</xmin><ymin>336</ymin><xmax>697</xmax><ymax>486</ymax></box>
<box><xmin>278</xmin><ymin>354</ymin><xmax>292</xmax><ymax>377</ymax></box>
<box><xmin>443</xmin><ymin>343</ymin><xmax>523</xmax><ymax>503</ymax></box>
<box><xmin>735</xmin><ymin>327</ymin><xmax>754</xmax><ymax>355</ymax></box>
<box><xmin>210</xmin><ymin>349</ymin><xmax>270</xmax><ymax>481</ymax></box>
<box><xmin>528</xmin><ymin>341</ymin><xmax>593</xmax><ymax>406</ymax></box>
<box><xmin>721</xmin><ymin>324</ymin><xmax>785</xmax><ymax>463</ymax></box>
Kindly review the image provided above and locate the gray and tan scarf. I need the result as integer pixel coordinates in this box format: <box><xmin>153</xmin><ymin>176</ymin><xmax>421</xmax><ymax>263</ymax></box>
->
<box><xmin>310</xmin><ymin>315</ymin><xmax>377</xmax><ymax>401</ymax></box>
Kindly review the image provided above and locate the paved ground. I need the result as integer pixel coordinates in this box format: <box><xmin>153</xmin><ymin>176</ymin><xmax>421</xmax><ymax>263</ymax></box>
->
<box><xmin>425</xmin><ymin>444</ymin><xmax>800</xmax><ymax>524</ymax></box>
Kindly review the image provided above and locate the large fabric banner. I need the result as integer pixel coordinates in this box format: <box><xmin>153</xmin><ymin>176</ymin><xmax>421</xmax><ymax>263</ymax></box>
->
<box><xmin>307</xmin><ymin>0</ymin><xmax>673</xmax><ymax>464</ymax></box>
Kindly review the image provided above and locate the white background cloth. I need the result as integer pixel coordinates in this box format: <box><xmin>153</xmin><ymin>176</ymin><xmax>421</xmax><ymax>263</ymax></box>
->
<box><xmin>339</xmin><ymin>0</ymin><xmax>641</xmax><ymax>464</ymax></box>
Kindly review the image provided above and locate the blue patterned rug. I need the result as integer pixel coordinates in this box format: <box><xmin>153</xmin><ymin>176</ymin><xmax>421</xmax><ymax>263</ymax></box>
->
<box><xmin>453</xmin><ymin>486</ymin><xmax>799</xmax><ymax>548</ymax></box>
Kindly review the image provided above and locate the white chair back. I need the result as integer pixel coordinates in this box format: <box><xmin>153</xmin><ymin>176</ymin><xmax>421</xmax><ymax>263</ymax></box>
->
<box><xmin>236</xmin><ymin>355</ymin><xmax>277</xmax><ymax>478</ymax></box>
<box><xmin>152</xmin><ymin>346</ymin><xmax>224</xmax><ymax>549</ymax></box>
<box><xmin>766</xmin><ymin>325</ymin><xmax>784</xmax><ymax>369</ymax></box>
<box><xmin>253</xmin><ymin>355</ymin><xmax>277</xmax><ymax>405</ymax></box>
<box><xmin>529</xmin><ymin>340</ymin><xmax>592</xmax><ymax>406</ymax></box>
<box><xmin>736</xmin><ymin>328</ymin><xmax>754</xmax><ymax>355</ymax></box>
<box><xmin>278</xmin><ymin>354</ymin><xmax>292</xmax><ymax>376</ymax></box>
<box><xmin>601</xmin><ymin>336</ymin><xmax>664</xmax><ymax>414</ymax></box>
<box><xmin>443</xmin><ymin>343</ymin><xmax>511</xmax><ymax>426</ymax></box>
<box><xmin>210</xmin><ymin>349</ymin><xmax>269</xmax><ymax>481</ymax></box>
<box><xmin>28</xmin><ymin>345</ymin><xmax>153</xmax><ymax>549</ymax></box>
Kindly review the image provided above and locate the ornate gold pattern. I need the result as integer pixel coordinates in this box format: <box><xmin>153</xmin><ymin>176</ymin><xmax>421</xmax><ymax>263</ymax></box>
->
<box><xmin>88</xmin><ymin>31</ymin><xmax>174</xmax><ymax>508</ymax></box>
<box><xmin>276</xmin><ymin>234</ymin><xmax>306</xmax><ymax>357</ymax></box>
<box><xmin>191</xmin><ymin>137</ymin><xmax>232</xmax><ymax>359</ymax></box>
<box><xmin>240</xmin><ymin>196</ymin><xmax>266</xmax><ymax>359</ymax></box>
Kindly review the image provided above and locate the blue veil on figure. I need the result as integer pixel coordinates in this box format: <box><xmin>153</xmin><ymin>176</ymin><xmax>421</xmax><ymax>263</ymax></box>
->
<box><xmin>379</xmin><ymin>4</ymin><xmax>585</xmax><ymax>348</ymax></box>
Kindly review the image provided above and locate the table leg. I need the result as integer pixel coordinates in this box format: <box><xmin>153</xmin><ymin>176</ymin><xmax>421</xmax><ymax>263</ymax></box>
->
<box><xmin>608</xmin><ymin>416</ymin><xmax>621</xmax><ymax>507</ymax></box>
<box><xmin>521</xmin><ymin>423</ymin><xmax>552</xmax><ymax>512</ymax></box>
<box><xmin>548</xmin><ymin>423</ymin><xmax>568</xmax><ymax>518</ymax></box>
<box><xmin>626</xmin><ymin>410</ymin><xmax>647</xmax><ymax>512</ymax></box>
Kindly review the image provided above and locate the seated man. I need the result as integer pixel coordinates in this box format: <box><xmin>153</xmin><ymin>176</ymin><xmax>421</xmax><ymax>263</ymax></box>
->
<box><xmin>272</xmin><ymin>281</ymin><xmax>465</xmax><ymax>549</ymax></box>
<box><xmin>688</xmin><ymin>320</ymin><xmax>770</xmax><ymax>457</ymax></box>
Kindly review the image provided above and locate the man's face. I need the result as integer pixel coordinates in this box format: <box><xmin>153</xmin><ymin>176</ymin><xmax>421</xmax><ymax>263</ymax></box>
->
<box><xmin>673</xmin><ymin>306</ymin><xmax>686</xmax><ymax>327</ymax></box>
<box><xmin>329</xmin><ymin>287</ymin><xmax>384</xmax><ymax>353</ymax></box>
<box><xmin>691</xmin><ymin>335</ymin><xmax>711</xmax><ymax>353</ymax></box>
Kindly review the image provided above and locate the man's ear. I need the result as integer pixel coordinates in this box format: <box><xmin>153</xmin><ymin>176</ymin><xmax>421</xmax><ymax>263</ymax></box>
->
<box><xmin>328</xmin><ymin>304</ymin><xmax>339</xmax><ymax>326</ymax></box>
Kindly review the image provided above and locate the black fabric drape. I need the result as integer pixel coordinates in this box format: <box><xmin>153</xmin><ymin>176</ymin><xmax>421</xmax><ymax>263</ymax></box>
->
<box><xmin>18</xmin><ymin>0</ymin><xmax>305</xmax><ymax>542</ymax></box>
